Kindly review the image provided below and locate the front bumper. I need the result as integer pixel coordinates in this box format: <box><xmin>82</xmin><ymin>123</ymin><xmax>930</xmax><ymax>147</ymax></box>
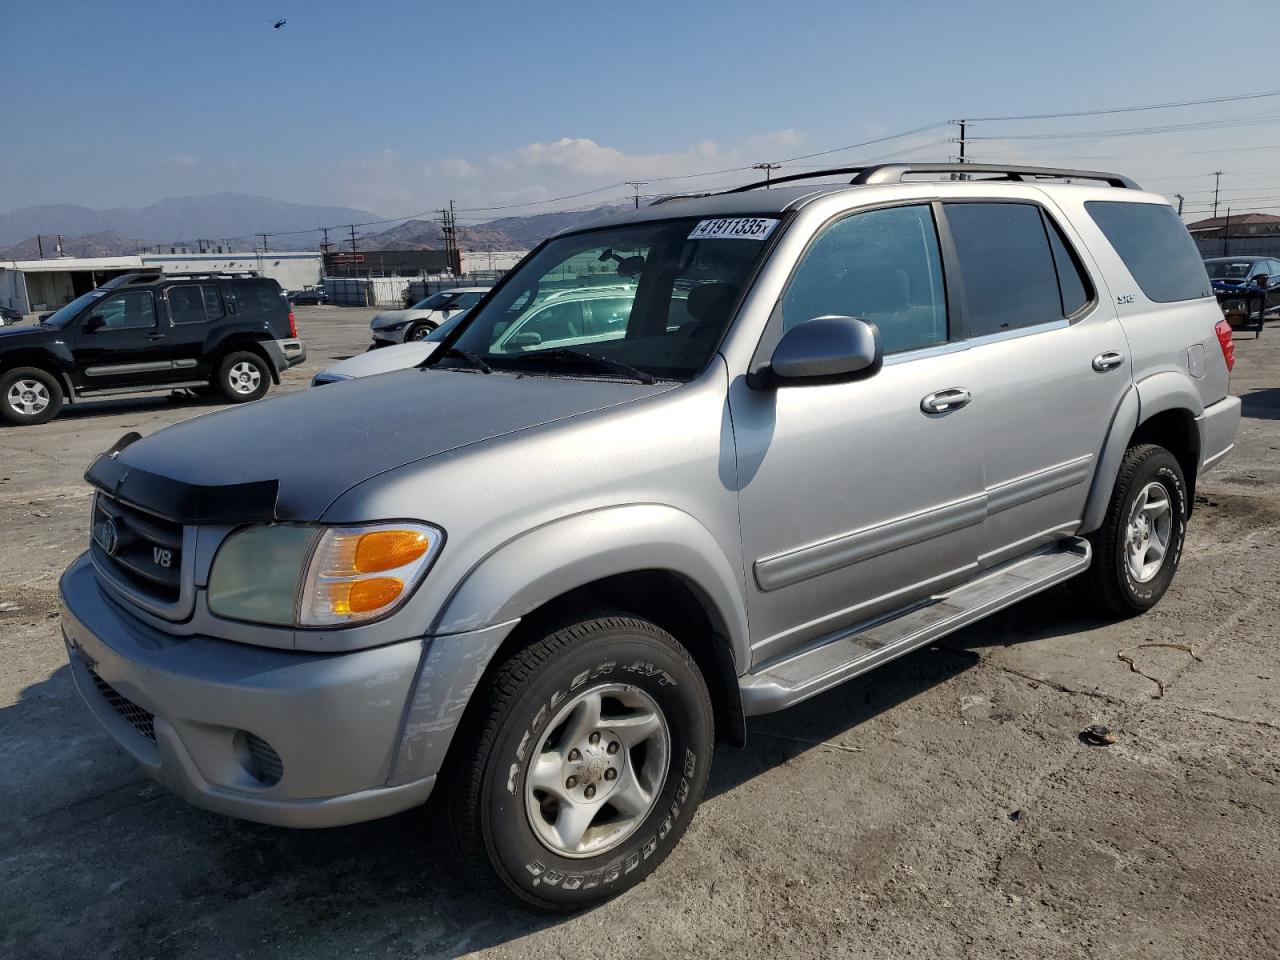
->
<box><xmin>59</xmin><ymin>553</ymin><xmax>433</xmax><ymax>828</ymax></box>
<box><xmin>371</xmin><ymin>325</ymin><xmax>408</xmax><ymax>346</ymax></box>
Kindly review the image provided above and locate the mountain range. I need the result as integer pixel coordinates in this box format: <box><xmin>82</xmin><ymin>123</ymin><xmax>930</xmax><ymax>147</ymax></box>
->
<box><xmin>0</xmin><ymin>194</ymin><xmax>631</xmax><ymax>259</ymax></box>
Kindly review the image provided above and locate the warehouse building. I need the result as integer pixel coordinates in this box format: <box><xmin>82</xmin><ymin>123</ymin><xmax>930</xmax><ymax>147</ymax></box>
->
<box><xmin>0</xmin><ymin>251</ymin><xmax>321</xmax><ymax>318</ymax></box>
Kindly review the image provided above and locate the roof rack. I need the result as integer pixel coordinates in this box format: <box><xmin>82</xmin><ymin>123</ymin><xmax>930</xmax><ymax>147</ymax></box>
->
<box><xmin>125</xmin><ymin>270</ymin><xmax>262</xmax><ymax>282</ymax></box>
<box><xmin>726</xmin><ymin>162</ymin><xmax>1140</xmax><ymax>194</ymax></box>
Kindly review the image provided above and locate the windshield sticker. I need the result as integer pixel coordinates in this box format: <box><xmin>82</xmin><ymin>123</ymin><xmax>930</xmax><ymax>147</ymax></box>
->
<box><xmin>688</xmin><ymin>218</ymin><xmax>779</xmax><ymax>241</ymax></box>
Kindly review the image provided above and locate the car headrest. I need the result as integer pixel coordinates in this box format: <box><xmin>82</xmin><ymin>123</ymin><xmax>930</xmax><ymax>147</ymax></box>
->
<box><xmin>686</xmin><ymin>282</ymin><xmax>740</xmax><ymax>323</ymax></box>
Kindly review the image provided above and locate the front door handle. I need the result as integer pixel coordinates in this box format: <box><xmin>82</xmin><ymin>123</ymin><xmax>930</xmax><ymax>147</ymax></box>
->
<box><xmin>147</xmin><ymin>332</ymin><xmax>164</xmax><ymax>341</ymax></box>
<box><xmin>1092</xmin><ymin>350</ymin><xmax>1125</xmax><ymax>371</ymax></box>
<box><xmin>921</xmin><ymin>387</ymin><xmax>972</xmax><ymax>414</ymax></box>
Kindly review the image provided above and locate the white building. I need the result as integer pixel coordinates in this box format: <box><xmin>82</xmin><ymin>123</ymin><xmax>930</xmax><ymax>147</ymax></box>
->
<box><xmin>0</xmin><ymin>251</ymin><xmax>322</xmax><ymax>317</ymax></box>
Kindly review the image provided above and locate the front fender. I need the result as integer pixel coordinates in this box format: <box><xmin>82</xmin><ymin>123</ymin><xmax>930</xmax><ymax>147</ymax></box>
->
<box><xmin>432</xmin><ymin>503</ymin><xmax>751</xmax><ymax>672</ymax></box>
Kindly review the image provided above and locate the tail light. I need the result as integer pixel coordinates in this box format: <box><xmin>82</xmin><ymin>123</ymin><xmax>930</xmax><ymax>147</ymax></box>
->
<box><xmin>1214</xmin><ymin>318</ymin><xmax>1235</xmax><ymax>373</ymax></box>
<box><xmin>287</xmin><ymin>310</ymin><xmax>297</xmax><ymax>338</ymax></box>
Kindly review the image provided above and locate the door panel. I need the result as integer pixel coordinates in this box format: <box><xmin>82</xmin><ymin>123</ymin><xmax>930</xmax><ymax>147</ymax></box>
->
<box><xmin>71</xmin><ymin>289</ymin><xmax>171</xmax><ymax>390</ymax></box>
<box><xmin>730</xmin><ymin>202</ymin><xmax>983</xmax><ymax>666</ymax></box>
<box><xmin>968</xmin><ymin>318</ymin><xmax>1130</xmax><ymax>566</ymax></box>
<box><xmin>731</xmin><ymin>351</ymin><xmax>984</xmax><ymax>665</ymax></box>
<box><xmin>940</xmin><ymin>200</ymin><xmax>1131</xmax><ymax>565</ymax></box>
<box><xmin>165</xmin><ymin>283</ymin><xmax>223</xmax><ymax>380</ymax></box>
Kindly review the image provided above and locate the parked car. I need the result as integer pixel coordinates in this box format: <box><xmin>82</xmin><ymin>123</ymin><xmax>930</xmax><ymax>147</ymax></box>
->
<box><xmin>287</xmin><ymin>287</ymin><xmax>329</xmax><ymax>305</ymax></box>
<box><xmin>60</xmin><ymin>163</ymin><xmax>1239</xmax><ymax>910</ymax></box>
<box><xmin>311</xmin><ymin>312</ymin><xmax>468</xmax><ymax>386</ymax></box>
<box><xmin>0</xmin><ymin>305</ymin><xmax>22</xmax><ymax>326</ymax></box>
<box><xmin>0</xmin><ymin>271</ymin><xmax>305</xmax><ymax>425</ymax></box>
<box><xmin>1204</xmin><ymin>255</ymin><xmax>1280</xmax><ymax>336</ymax></box>
<box><xmin>369</xmin><ymin>286</ymin><xmax>490</xmax><ymax>346</ymax></box>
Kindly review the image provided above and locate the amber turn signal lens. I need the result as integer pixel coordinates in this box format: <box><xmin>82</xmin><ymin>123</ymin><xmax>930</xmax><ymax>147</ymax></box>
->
<box><xmin>354</xmin><ymin>530</ymin><xmax>430</xmax><ymax>573</ymax></box>
<box><xmin>341</xmin><ymin>577</ymin><xmax>404</xmax><ymax>613</ymax></box>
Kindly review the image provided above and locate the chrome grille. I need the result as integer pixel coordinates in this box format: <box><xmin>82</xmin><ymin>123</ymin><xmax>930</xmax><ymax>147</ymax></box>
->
<box><xmin>89</xmin><ymin>669</ymin><xmax>156</xmax><ymax>743</ymax></box>
<box><xmin>92</xmin><ymin>493</ymin><xmax>183</xmax><ymax>605</ymax></box>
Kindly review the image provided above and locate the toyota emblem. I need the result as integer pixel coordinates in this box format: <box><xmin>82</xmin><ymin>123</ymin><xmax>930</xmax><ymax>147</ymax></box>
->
<box><xmin>101</xmin><ymin>518</ymin><xmax>120</xmax><ymax>557</ymax></box>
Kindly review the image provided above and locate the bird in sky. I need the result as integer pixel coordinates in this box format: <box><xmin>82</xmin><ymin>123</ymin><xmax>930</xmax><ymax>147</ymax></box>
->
<box><xmin>273</xmin><ymin>18</ymin><xmax>287</xmax><ymax>29</ymax></box>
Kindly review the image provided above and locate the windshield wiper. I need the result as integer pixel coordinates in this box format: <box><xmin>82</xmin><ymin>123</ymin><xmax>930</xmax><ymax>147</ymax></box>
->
<box><xmin>436</xmin><ymin>347</ymin><xmax>492</xmax><ymax>374</ymax></box>
<box><xmin>505</xmin><ymin>348</ymin><xmax>656</xmax><ymax>384</ymax></box>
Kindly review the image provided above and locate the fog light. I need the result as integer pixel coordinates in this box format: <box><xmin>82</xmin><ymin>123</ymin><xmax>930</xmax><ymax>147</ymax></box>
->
<box><xmin>237</xmin><ymin>731</ymin><xmax>283</xmax><ymax>786</ymax></box>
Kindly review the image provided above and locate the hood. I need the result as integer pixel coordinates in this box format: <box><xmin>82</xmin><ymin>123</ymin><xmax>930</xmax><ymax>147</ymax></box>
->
<box><xmin>109</xmin><ymin>368</ymin><xmax>674</xmax><ymax>520</ymax></box>
<box><xmin>317</xmin><ymin>342</ymin><xmax>438</xmax><ymax>381</ymax></box>
<box><xmin>0</xmin><ymin>323</ymin><xmax>43</xmax><ymax>339</ymax></box>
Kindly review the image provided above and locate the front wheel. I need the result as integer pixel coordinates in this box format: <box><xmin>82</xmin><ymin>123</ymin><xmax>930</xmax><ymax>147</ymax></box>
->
<box><xmin>1083</xmin><ymin>444</ymin><xmax>1187</xmax><ymax>617</ymax></box>
<box><xmin>216</xmin><ymin>351</ymin><xmax>271</xmax><ymax>403</ymax></box>
<box><xmin>406</xmin><ymin>321</ymin><xmax>437</xmax><ymax>342</ymax></box>
<box><xmin>0</xmin><ymin>367</ymin><xmax>64</xmax><ymax>426</ymax></box>
<box><xmin>444</xmin><ymin>612</ymin><xmax>714</xmax><ymax>910</ymax></box>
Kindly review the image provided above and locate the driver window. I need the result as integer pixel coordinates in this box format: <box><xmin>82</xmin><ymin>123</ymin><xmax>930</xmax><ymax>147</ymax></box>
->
<box><xmin>782</xmin><ymin>204</ymin><xmax>947</xmax><ymax>354</ymax></box>
<box><xmin>90</xmin><ymin>291</ymin><xmax>157</xmax><ymax>330</ymax></box>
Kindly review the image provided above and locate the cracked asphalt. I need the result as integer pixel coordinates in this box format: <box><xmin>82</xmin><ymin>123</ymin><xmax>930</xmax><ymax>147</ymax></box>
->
<box><xmin>0</xmin><ymin>306</ymin><xmax>1276</xmax><ymax>959</ymax></box>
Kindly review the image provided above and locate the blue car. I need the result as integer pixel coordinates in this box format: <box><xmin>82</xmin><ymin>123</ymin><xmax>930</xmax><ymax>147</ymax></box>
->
<box><xmin>1205</xmin><ymin>256</ymin><xmax>1280</xmax><ymax>336</ymax></box>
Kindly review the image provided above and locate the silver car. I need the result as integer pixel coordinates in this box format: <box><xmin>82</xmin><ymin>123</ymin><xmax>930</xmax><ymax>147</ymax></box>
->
<box><xmin>369</xmin><ymin>286</ymin><xmax>490</xmax><ymax>346</ymax></box>
<box><xmin>60</xmin><ymin>162</ymin><xmax>1239</xmax><ymax>910</ymax></box>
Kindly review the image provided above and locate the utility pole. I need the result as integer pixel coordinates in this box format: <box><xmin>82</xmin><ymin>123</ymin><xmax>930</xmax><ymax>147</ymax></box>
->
<box><xmin>36</xmin><ymin>235</ymin><xmax>44</xmax><ymax>259</ymax></box>
<box><xmin>1223</xmin><ymin>208</ymin><xmax>1231</xmax><ymax>257</ymax></box>
<box><xmin>752</xmin><ymin>162</ymin><xmax>782</xmax><ymax>187</ymax></box>
<box><xmin>951</xmin><ymin>120</ymin><xmax>968</xmax><ymax>180</ymax></box>
<box><xmin>1212</xmin><ymin>171</ymin><xmax>1223</xmax><ymax>219</ymax></box>
<box><xmin>1175</xmin><ymin>193</ymin><xmax>1185</xmax><ymax>217</ymax></box>
<box><xmin>257</xmin><ymin>233</ymin><xmax>270</xmax><ymax>254</ymax></box>
<box><xmin>348</xmin><ymin>224</ymin><xmax>359</xmax><ymax>255</ymax></box>
<box><xmin>437</xmin><ymin>202</ymin><xmax>460</xmax><ymax>275</ymax></box>
<box><xmin>319</xmin><ymin>226</ymin><xmax>331</xmax><ymax>257</ymax></box>
<box><xmin>625</xmin><ymin>181</ymin><xmax>647</xmax><ymax>209</ymax></box>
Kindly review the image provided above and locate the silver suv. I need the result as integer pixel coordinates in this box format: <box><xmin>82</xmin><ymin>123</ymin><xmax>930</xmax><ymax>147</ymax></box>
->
<box><xmin>59</xmin><ymin>163</ymin><xmax>1240</xmax><ymax>910</ymax></box>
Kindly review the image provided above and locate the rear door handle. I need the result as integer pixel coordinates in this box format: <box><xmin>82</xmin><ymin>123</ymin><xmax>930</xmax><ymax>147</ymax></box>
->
<box><xmin>921</xmin><ymin>387</ymin><xmax>971</xmax><ymax>414</ymax></box>
<box><xmin>147</xmin><ymin>333</ymin><xmax>165</xmax><ymax>341</ymax></box>
<box><xmin>1092</xmin><ymin>350</ymin><xmax>1125</xmax><ymax>371</ymax></box>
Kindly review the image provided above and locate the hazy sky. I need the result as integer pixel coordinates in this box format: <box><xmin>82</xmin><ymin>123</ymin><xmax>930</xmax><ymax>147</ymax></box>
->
<box><xmin>4</xmin><ymin>0</ymin><xmax>1280</xmax><ymax>224</ymax></box>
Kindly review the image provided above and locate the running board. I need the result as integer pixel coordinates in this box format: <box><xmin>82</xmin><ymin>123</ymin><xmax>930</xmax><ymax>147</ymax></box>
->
<box><xmin>739</xmin><ymin>537</ymin><xmax>1092</xmax><ymax>716</ymax></box>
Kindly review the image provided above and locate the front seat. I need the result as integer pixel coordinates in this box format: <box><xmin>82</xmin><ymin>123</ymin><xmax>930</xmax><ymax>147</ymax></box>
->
<box><xmin>682</xmin><ymin>282</ymin><xmax>740</xmax><ymax>344</ymax></box>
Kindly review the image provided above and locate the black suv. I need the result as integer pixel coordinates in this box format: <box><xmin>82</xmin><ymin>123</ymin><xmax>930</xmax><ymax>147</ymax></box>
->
<box><xmin>0</xmin><ymin>272</ymin><xmax>306</xmax><ymax>425</ymax></box>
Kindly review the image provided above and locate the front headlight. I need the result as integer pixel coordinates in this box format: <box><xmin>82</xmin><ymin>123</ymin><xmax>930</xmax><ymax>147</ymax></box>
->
<box><xmin>207</xmin><ymin>522</ymin><xmax>443</xmax><ymax>627</ymax></box>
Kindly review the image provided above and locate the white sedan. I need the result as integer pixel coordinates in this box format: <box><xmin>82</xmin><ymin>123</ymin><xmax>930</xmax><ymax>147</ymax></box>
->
<box><xmin>368</xmin><ymin>287</ymin><xmax>489</xmax><ymax>346</ymax></box>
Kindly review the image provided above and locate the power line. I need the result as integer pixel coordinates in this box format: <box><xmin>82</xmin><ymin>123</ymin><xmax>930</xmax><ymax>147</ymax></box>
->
<box><xmin>968</xmin><ymin>114</ymin><xmax>1280</xmax><ymax>142</ymax></box>
<box><xmin>965</xmin><ymin>87</ymin><xmax>1280</xmax><ymax>122</ymax></box>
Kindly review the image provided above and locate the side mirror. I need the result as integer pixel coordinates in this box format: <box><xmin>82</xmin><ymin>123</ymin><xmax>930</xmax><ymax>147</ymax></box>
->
<box><xmin>83</xmin><ymin>315</ymin><xmax>106</xmax><ymax>333</ymax></box>
<box><xmin>752</xmin><ymin>315</ymin><xmax>882</xmax><ymax>388</ymax></box>
<box><xmin>38</xmin><ymin>313</ymin><xmax>52</xmax><ymax>323</ymax></box>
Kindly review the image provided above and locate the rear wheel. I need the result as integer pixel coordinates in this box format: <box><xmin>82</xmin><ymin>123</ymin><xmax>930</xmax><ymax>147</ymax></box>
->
<box><xmin>1084</xmin><ymin>444</ymin><xmax>1187</xmax><ymax>617</ymax></box>
<box><xmin>444</xmin><ymin>611</ymin><xmax>713</xmax><ymax>910</ymax></box>
<box><xmin>216</xmin><ymin>351</ymin><xmax>271</xmax><ymax>403</ymax></box>
<box><xmin>0</xmin><ymin>367</ymin><xmax>63</xmax><ymax>426</ymax></box>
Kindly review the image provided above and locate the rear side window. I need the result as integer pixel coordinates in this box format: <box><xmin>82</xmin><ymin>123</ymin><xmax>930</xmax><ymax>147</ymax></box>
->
<box><xmin>1085</xmin><ymin>201</ymin><xmax>1211</xmax><ymax>303</ymax></box>
<box><xmin>168</xmin><ymin>284</ymin><xmax>225</xmax><ymax>325</ymax></box>
<box><xmin>943</xmin><ymin>202</ymin><xmax>1062</xmax><ymax>337</ymax></box>
<box><xmin>231</xmin><ymin>280</ymin><xmax>286</xmax><ymax>318</ymax></box>
<box><xmin>1044</xmin><ymin>216</ymin><xmax>1092</xmax><ymax>316</ymax></box>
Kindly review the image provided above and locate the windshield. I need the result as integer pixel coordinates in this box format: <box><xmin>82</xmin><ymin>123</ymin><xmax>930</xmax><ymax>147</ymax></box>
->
<box><xmin>424</xmin><ymin>309</ymin><xmax>468</xmax><ymax>341</ymax></box>
<box><xmin>1206</xmin><ymin>260</ymin><xmax>1257</xmax><ymax>280</ymax></box>
<box><xmin>412</xmin><ymin>290</ymin><xmax>482</xmax><ymax>311</ymax></box>
<box><xmin>42</xmin><ymin>289</ymin><xmax>107</xmax><ymax>327</ymax></box>
<box><xmin>446</xmin><ymin>217</ymin><xmax>777</xmax><ymax>380</ymax></box>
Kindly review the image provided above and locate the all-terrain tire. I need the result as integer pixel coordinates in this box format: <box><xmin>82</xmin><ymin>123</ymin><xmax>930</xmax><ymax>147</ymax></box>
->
<box><xmin>1083</xmin><ymin>443</ymin><xmax>1188</xmax><ymax>618</ymax></box>
<box><xmin>443</xmin><ymin>611</ymin><xmax>714</xmax><ymax>911</ymax></box>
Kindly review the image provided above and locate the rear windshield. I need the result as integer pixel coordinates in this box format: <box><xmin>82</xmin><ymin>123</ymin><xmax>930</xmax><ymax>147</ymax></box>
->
<box><xmin>1085</xmin><ymin>201</ymin><xmax>1211</xmax><ymax>303</ymax></box>
<box><xmin>230</xmin><ymin>280</ymin><xmax>287</xmax><ymax>318</ymax></box>
<box><xmin>1205</xmin><ymin>260</ymin><xmax>1258</xmax><ymax>281</ymax></box>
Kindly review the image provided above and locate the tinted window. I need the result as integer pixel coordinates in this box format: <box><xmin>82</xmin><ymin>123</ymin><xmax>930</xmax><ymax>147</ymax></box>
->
<box><xmin>91</xmin><ymin>291</ymin><xmax>156</xmax><ymax>330</ymax></box>
<box><xmin>201</xmin><ymin>285</ymin><xmax>225</xmax><ymax>320</ymax></box>
<box><xmin>944</xmin><ymin>202</ymin><xmax>1061</xmax><ymax>337</ymax></box>
<box><xmin>1045</xmin><ymin>215</ymin><xmax>1092</xmax><ymax>315</ymax></box>
<box><xmin>231</xmin><ymin>280</ymin><xmax>285</xmax><ymax>317</ymax></box>
<box><xmin>168</xmin><ymin>286</ymin><xmax>206</xmax><ymax>324</ymax></box>
<box><xmin>783</xmin><ymin>204</ymin><xmax>947</xmax><ymax>354</ymax></box>
<box><xmin>1205</xmin><ymin>260</ymin><xmax>1254</xmax><ymax>280</ymax></box>
<box><xmin>1086</xmin><ymin>201</ymin><xmax>1212</xmax><ymax>303</ymax></box>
